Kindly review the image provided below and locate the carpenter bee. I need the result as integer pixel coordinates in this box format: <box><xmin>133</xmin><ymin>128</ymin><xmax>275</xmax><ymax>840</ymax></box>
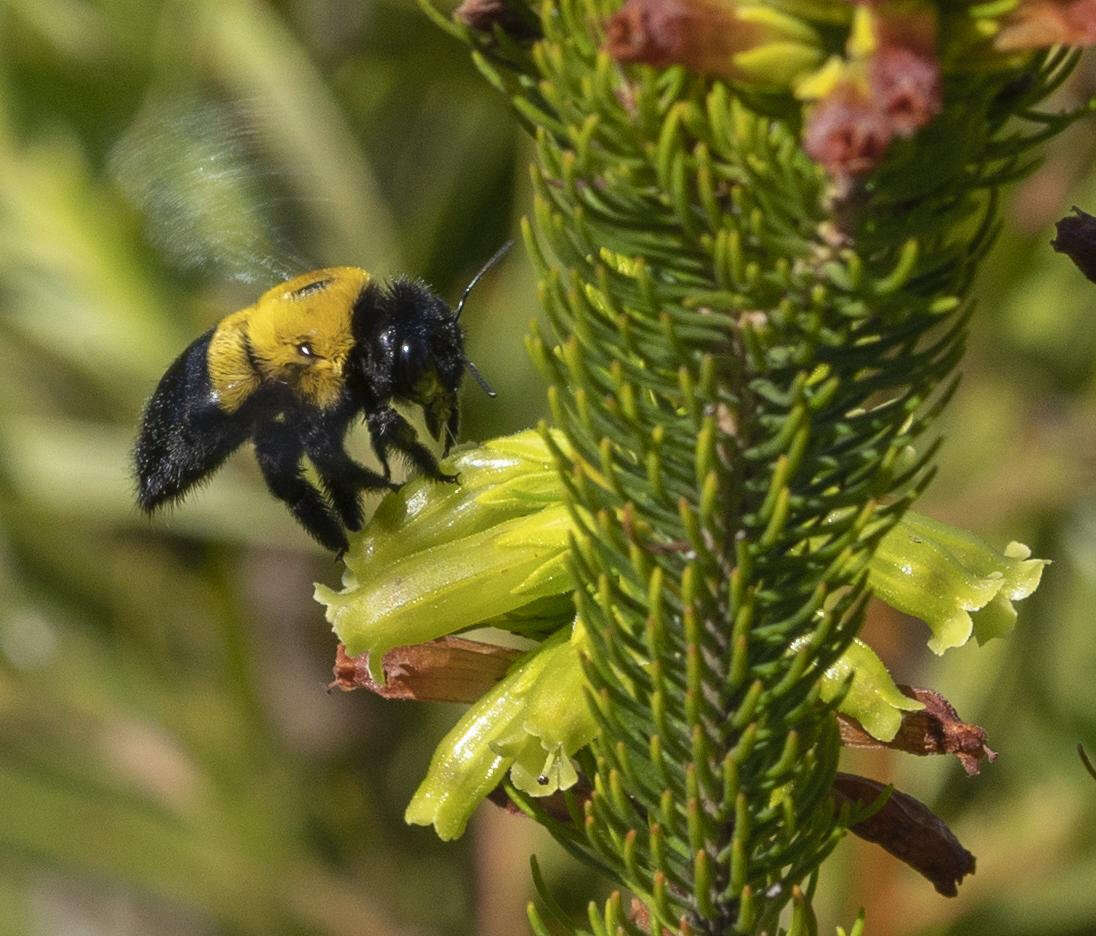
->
<box><xmin>134</xmin><ymin>244</ymin><xmax>509</xmax><ymax>553</ymax></box>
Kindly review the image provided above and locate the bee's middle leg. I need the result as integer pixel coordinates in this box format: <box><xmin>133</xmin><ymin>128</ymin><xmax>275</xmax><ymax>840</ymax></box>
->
<box><xmin>305</xmin><ymin>432</ymin><xmax>396</xmax><ymax>532</ymax></box>
<box><xmin>255</xmin><ymin>424</ymin><xmax>347</xmax><ymax>553</ymax></box>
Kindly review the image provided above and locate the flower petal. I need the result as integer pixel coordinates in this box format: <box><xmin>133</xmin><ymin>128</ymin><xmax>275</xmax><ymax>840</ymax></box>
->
<box><xmin>869</xmin><ymin>512</ymin><xmax>1046</xmax><ymax>654</ymax></box>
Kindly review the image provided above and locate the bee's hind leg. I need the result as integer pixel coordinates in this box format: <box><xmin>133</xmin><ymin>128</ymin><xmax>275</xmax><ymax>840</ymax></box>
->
<box><xmin>255</xmin><ymin>423</ymin><xmax>347</xmax><ymax>553</ymax></box>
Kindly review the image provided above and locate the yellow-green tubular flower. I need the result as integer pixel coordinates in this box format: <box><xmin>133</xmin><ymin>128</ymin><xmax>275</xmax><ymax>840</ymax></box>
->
<box><xmin>342</xmin><ymin>429</ymin><xmax>563</xmax><ymax>573</ymax></box>
<box><xmin>732</xmin><ymin>6</ymin><xmax>829</xmax><ymax>87</ymax></box>
<box><xmin>318</xmin><ymin>430</ymin><xmax>1046</xmax><ymax>836</ymax></box>
<box><xmin>868</xmin><ymin>511</ymin><xmax>1047</xmax><ymax>655</ymax></box>
<box><xmin>315</xmin><ymin>431</ymin><xmax>575</xmax><ymax>683</ymax></box>
<box><xmin>404</xmin><ymin>624</ymin><xmax>597</xmax><ymax>840</ymax></box>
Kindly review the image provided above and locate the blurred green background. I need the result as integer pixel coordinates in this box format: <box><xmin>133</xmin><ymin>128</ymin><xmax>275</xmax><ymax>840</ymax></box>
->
<box><xmin>0</xmin><ymin>2</ymin><xmax>1094</xmax><ymax>933</ymax></box>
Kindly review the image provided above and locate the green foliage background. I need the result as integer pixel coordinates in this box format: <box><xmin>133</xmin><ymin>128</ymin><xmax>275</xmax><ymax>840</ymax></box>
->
<box><xmin>0</xmin><ymin>1</ymin><xmax>1094</xmax><ymax>933</ymax></box>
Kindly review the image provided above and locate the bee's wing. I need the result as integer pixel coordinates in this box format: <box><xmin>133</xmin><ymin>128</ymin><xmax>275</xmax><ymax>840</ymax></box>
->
<box><xmin>134</xmin><ymin>329</ymin><xmax>250</xmax><ymax>511</ymax></box>
<box><xmin>109</xmin><ymin>91</ymin><xmax>315</xmax><ymax>286</ymax></box>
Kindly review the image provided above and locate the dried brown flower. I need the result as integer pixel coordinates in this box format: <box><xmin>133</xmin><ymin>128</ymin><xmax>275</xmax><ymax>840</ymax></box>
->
<box><xmin>803</xmin><ymin>85</ymin><xmax>893</xmax><ymax>178</ymax></box>
<box><xmin>331</xmin><ymin>639</ymin><xmax>520</xmax><ymax>702</ymax></box>
<box><xmin>838</xmin><ymin>685</ymin><xmax>997</xmax><ymax>776</ymax></box>
<box><xmin>802</xmin><ymin>2</ymin><xmax>941</xmax><ymax>177</ymax></box>
<box><xmin>869</xmin><ymin>45</ymin><xmax>941</xmax><ymax>138</ymax></box>
<box><xmin>835</xmin><ymin>772</ymin><xmax>976</xmax><ymax>897</ymax></box>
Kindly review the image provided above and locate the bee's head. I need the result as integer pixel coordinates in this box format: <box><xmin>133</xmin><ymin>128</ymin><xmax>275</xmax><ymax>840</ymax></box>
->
<box><xmin>357</xmin><ymin>278</ymin><xmax>462</xmax><ymax>451</ymax></box>
<box><xmin>355</xmin><ymin>243</ymin><xmax>508</xmax><ymax>452</ymax></box>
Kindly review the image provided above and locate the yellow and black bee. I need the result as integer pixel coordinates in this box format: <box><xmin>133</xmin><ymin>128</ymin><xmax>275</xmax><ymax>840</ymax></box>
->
<box><xmin>134</xmin><ymin>246</ymin><xmax>507</xmax><ymax>553</ymax></box>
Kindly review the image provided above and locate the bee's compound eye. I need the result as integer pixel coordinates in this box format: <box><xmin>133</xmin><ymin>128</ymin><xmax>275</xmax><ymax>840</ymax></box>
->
<box><xmin>395</xmin><ymin>339</ymin><xmax>426</xmax><ymax>390</ymax></box>
<box><xmin>297</xmin><ymin>342</ymin><xmax>315</xmax><ymax>358</ymax></box>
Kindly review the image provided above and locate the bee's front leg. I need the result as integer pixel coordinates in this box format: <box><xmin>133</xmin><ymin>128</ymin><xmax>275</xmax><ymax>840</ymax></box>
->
<box><xmin>365</xmin><ymin>405</ymin><xmax>458</xmax><ymax>484</ymax></box>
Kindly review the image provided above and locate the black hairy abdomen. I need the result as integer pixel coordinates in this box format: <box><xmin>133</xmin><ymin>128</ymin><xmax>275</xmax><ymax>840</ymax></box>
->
<box><xmin>134</xmin><ymin>329</ymin><xmax>251</xmax><ymax>511</ymax></box>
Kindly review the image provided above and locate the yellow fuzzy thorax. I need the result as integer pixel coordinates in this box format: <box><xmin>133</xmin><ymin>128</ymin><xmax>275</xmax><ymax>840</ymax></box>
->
<box><xmin>207</xmin><ymin>267</ymin><xmax>371</xmax><ymax>412</ymax></box>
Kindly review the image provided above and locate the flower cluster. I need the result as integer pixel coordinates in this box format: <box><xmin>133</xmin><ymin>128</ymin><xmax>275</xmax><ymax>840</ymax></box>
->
<box><xmin>798</xmin><ymin>2</ymin><xmax>941</xmax><ymax>179</ymax></box>
<box><xmin>354</xmin><ymin>4</ymin><xmax>1084</xmax><ymax>920</ymax></box>
<box><xmin>319</xmin><ymin>431</ymin><xmax>1044</xmax><ymax>868</ymax></box>
<box><xmin>597</xmin><ymin>0</ymin><xmax>1096</xmax><ymax>178</ymax></box>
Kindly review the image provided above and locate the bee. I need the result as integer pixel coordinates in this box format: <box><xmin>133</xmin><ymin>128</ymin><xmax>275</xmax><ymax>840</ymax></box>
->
<box><xmin>134</xmin><ymin>244</ymin><xmax>509</xmax><ymax>554</ymax></box>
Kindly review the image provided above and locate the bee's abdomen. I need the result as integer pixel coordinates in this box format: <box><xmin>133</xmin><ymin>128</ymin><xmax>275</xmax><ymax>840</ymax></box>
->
<box><xmin>135</xmin><ymin>330</ymin><xmax>251</xmax><ymax>511</ymax></box>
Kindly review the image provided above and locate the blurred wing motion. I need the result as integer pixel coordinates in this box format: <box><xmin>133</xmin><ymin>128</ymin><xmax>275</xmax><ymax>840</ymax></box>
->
<box><xmin>108</xmin><ymin>90</ymin><xmax>317</xmax><ymax>285</ymax></box>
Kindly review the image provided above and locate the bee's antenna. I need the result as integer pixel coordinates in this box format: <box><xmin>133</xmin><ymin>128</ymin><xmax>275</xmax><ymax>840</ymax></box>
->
<box><xmin>465</xmin><ymin>358</ymin><xmax>498</xmax><ymax>398</ymax></box>
<box><xmin>454</xmin><ymin>239</ymin><xmax>513</xmax><ymax>321</ymax></box>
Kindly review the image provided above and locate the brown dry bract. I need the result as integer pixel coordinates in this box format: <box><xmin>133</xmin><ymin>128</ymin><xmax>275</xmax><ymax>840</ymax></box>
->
<box><xmin>481</xmin><ymin>731</ymin><xmax>980</xmax><ymax>898</ymax></box>
<box><xmin>837</xmin><ymin>685</ymin><xmax>997</xmax><ymax>776</ymax></box>
<box><xmin>331</xmin><ymin>638</ymin><xmax>521</xmax><ymax>703</ymax></box>
<box><xmin>834</xmin><ymin>772</ymin><xmax>976</xmax><ymax>897</ymax></box>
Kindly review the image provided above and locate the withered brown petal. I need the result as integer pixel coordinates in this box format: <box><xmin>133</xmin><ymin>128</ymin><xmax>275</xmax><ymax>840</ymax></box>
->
<box><xmin>837</xmin><ymin>685</ymin><xmax>997</xmax><ymax>776</ymax></box>
<box><xmin>331</xmin><ymin>638</ymin><xmax>522</xmax><ymax>703</ymax></box>
<box><xmin>1052</xmin><ymin>206</ymin><xmax>1096</xmax><ymax>284</ymax></box>
<box><xmin>834</xmin><ymin>772</ymin><xmax>976</xmax><ymax>897</ymax></box>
